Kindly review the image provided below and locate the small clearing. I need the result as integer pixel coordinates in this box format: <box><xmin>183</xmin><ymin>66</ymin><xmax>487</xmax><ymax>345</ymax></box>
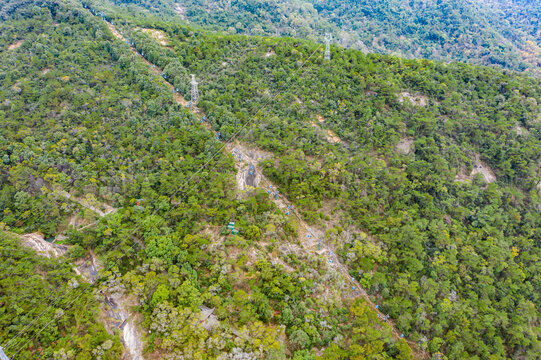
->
<box><xmin>310</xmin><ymin>119</ymin><xmax>342</xmax><ymax>144</ymax></box>
<box><xmin>56</xmin><ymin>189</ymin><xmax>116</xmax><ymax>217</ymax></box>
<box><xmin>73</xmin><ymin>251</ymin><xmax>100</xmax><ymax>283</ymax></box>
<box><xmin>515</xmin><ymin>124</ymin><xmax>529</xmax><ymax>136</ymax></box>
<box><xmin>230</xmin><ymin>143</ymin><xmax>271</xmax><ymax>191</ymax></box>
<box><xmin>397</xmin><ymin>91</ymin><xmax>428</xmax><ymax>106</ymax></box>
<box><xmin>175</xmin><ymin>4</ymin><xmax>187</xmax><ymax>21</ymax></box>
<box><xmin>141</xmin><ymin>28</ymin><xmax>168</xmax><ymax>46</ymax></box>
<box><xmin>68</xmin><ymin>213</ymin><xmax>97</xmax><ymax>231</ymax></box>
<box><xmin>101</xmin><ymin>293</ymin><xmax>145</xmax><ymax>360</ymax></box>
<box><xmin>200</xmin><ymin>305</ymin><xmax>219</xmax><ymax>331</ymax></box>
<box><xmin>454</xmin><ymin>166</ymin><xmax>471</xmax><ymax>183</ymax></box>
<box><xmin>41</xmin><ymin>68</ymin><xmax>50</xmax><ymax>75</ymax></box>
<box><xmin>236</xmin><ymin>160</ymin><xmax>261</xmax><ymax>191</ymax></box>
<box><xmin>263</xmin><ymin>50</ymin><xmax>276</xmax><ymax>58</ymax></box>
<box><xmin>8</xmin><ymin>40</ymin><xmax>23</xmax><ymax>50</ymax></box>
<box><xmin>396</xmin><ymin>137</ymin><xmax>414</xmax><ymax>155</ymax></box>
<box><xmin>365</xmin><ymin>90</ymin><xmax>378</xmax><ymax>98</ymax></box>
<box><xmin>471</xmin><ymin>160</ymin><xmax>497</xmax><ymax>183</ymax></box>
<box><xmin>455</xmin><ymin>154</ymin><xmax>497</xmax><ymax>183</ymax></box>
<box><xmin>325</xmin><ymin>129</ymin><xmax>341</xmax><ymax>143</ymax></box>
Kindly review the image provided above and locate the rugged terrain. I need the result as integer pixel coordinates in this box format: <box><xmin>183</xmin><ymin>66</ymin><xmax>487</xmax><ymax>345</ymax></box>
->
<box><xmin>0</xmin><ymin>0</ymin><xmax>540</xmax><ymax>359</ymax></box>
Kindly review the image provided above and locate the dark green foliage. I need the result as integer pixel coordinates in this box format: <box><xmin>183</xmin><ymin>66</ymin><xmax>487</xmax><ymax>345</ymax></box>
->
<box><xmin>106</xmin><ymin>0</ymin><xmax>541</xmax><ymax>74</ymax></box>
<box><xmin>1</xmin><ymin>0</ymin><xmax>540</xmax><ymax>359</ymax></box>
<box><xmin>0</xmin><ymin>232</ymin><xmax>122</xmax><ymax>359</ymax></box>
<box><xmin>124</xmin><ymin>19</ymin><xmax>541</xmax><ymax>359</ymax></box>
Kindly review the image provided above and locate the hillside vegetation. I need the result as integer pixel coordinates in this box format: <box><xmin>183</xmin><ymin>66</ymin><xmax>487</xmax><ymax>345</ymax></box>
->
<box><xmin>0</xmin><ymin>0</ymin><xmax>540</xmax><ymax>359</ymax></box>
<box><xmin>113</xmin><ymin>0</ymin><xmax>541</xmax><ymax>75</ymax></box>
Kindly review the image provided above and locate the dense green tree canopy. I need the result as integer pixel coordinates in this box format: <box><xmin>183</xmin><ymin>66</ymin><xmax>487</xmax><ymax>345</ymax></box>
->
<box><xmin>0</xmin><ymin>0</ymin><xmax>539</xmax><ymax>359</ymax></box>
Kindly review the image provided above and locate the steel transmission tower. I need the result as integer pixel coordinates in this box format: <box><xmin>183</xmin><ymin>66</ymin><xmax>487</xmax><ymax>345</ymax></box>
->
<box><xmin>190</xmin><ymin>74</ymin><xmax>199</xmax><ymax>104</ymax></box>
<box><xmin>324</xmin><ymin>33</ymin><xmax>332</xmax><ymax>60</ymax></box>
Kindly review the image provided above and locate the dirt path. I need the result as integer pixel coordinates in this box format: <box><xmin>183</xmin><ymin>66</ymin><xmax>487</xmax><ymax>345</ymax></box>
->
<box><xmin>101</xmin><ymin>18</ymin><xmax>426</xmax><ymax>358</ymax></box>
<box><xmin>55</xmin><ymin>189</ymin><xmax>116</xmax><ymax>218</ymax></box>
<box><xmin>231</xmin><ymin>143</ymin><xmax>425</xmax><ymax>357</ymax></box>
<box><xmin>107</xmin><ymin>22</ymin><xmax>191</xmax><ymax>107</ymax></box>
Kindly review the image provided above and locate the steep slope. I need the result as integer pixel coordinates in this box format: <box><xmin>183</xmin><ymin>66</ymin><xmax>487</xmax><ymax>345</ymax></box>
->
<box><xmin>101</xmin><ymin>8</ymin><xmax>541</xmax><ymax>359</ymax></box>
<box><xmin>115</xmin><ymin>0</ymin><xmax>541</xmax><ymax>75</ymax></box>
<box><xmin>0</xmin><ymin>1</ymin><xmax>229</xmax><ymax>358</ymax></box>
<box><xmin>0</xmin><ymin>231</ymin><xmax>123</xmax><ymax>359</ymax></box>
<box><xmin>0</xmin><ymin>1</ymin><xmax>414</xmax><ymax>359</ymax></box>
<box><xmin>1</xmin><ymin>0</ymin><xmax>540</xmax><ymax>359</ymax></box>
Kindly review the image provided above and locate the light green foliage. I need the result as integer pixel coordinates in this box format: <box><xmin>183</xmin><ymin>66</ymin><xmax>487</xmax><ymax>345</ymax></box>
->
<box><xmin>151</xmin><ymin>283</ymin><xmax>170</xmax><ymax>305</ymax></box>
<box><xmin>290</xmin><ymin>329</ymin><xmax>310</xmax><ymax>350</ymax></box>
<box><xmin>122</xmin><ymin>16</ymin><xmax>540</xmax><ymax>359</ymax></box>
<box><xmin>106</xmin><ymin>0</ymin><xmax>540</xmax><ymax>74</ymax></box>
<box><xmin>0</xmin><ymin>0</ymin><xmax>539</xmax><ymax>359</ymax></box>
<box><xmin>0</xmin><ymin>232</ymin><xmax>122</xmax><ymax>359</ymax></box>
<box><xmin>176</xmin><ymin>279</ymin><xmax>202</xmax><ymax>310</ymax></box>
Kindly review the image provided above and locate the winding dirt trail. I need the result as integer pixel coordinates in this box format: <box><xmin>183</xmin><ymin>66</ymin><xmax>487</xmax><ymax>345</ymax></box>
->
<box><xmin>101</xmin><ymin>17</ymin><xmax>426</xmax><ymax>359</ymax></box>
<box><xmin>55</xmin><ymin>189</ymin><xmax>116</xmax><ymax>218</ymax></box>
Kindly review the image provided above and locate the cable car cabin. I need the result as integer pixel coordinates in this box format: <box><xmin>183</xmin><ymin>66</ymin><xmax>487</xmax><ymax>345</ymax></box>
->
<box><xmin>232</xmin><ymin>229</ymin><xmax>239</xmax><ymax>235</ymax></box>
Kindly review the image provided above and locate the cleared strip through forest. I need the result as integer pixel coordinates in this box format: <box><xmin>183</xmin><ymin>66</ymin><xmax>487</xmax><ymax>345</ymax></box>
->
<box><xmin>103</xmin><ymin>18</ymin><xmax>426</xmax><ymax>358</ymax></box>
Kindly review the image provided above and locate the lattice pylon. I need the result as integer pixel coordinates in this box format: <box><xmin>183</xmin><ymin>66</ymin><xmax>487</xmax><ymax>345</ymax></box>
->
<box><xmin>190</xmin><ymin>74</ymin><xmax>199</xmax><ymax>104</ymax></box>
<box><xmin>324</xmin><ymin>33</ymin><xmax>332</xmax><ymax>61</ymax></box>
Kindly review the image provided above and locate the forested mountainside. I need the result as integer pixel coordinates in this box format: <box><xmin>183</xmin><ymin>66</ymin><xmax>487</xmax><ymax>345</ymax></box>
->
<box><xmin>103</xmin><ymin>0</ymin><xmax>541</xmax><ymax>75</ymax></box>
<box><xmin>0</xmin><ymin>0</ymin><xmax>540</xmax><ymax>359</ymax></box>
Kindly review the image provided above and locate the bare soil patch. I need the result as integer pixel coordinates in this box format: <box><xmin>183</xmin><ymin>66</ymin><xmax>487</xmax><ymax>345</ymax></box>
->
<box><xmin>515</xmin><ymin>124</ymin><xmax>529</xmax><ymax>136</ymax></box>
<box><xmin>310</xmin><ymin>118</ymin><xmax>341</xmax><ymax>144</ymax></box>
<box><xmin>106</xmin><ymin>23</ymin><xmax>124</xmax><ymax>40</ymax></box>
<box><xmin>230</xmin><ymin>143</ymin><xmax>271</xmax><ymax>191</ymax></box>
<box><xmin>397</xmin><ymin>91</ymin><xmax>428</xmax><ymax>106</ymax></box>
<box><xmin>471</xmin><ymin>157</ymin><xmax>497</xmax><ymax>183</ymax></box>
<box><xmin>200</xmin><ymin>305</ymin><xmax>220</xmax><ymax>331</ymax></box>
<box><xmin>175</xmin><ymin>4</ymin><xmax>187</xmax><ymax>21</ymax></box>
<box><xmin>100</xmin><ymin>293</ymin><xmax>145</xmax><ymax>360</ymax></box>
<box><xmin>396</xmin><ymin>137</ymin><xmax>414</xmax><ymax>154</ymax></box>
<box><xmin>141</xmin><ymin>28</ymin><xmax>169</xmax><ymax>46</ymax></box>
<box><xmin>18</xmin><ymin>232</ymin><xmax>69</xmax><ymax>258</ymax></box>
<box><xmin>455</xmin><ymin>154</ymin><xmax>497</xmax><ymax>183</ymax></box>
<box><xmin>325</xmin><ymin>129</ymin><xmax>341</xmax><ymax>143</ymax></box>
<box><xmin>8</xmin><ymin>40</ymin><xmax>23</xmax><ymax>50</ymax></box>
